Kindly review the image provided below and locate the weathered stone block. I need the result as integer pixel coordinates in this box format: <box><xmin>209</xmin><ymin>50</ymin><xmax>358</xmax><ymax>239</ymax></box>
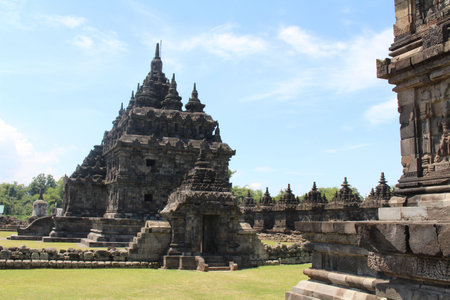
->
<box><xmin>357</xmin><ymin>223</ymin><xmax>407</xmax><ymax>253</ymax></box>
<box><xmin>83</xmin><ymin>251</ymin><xmax>94</xmax><ymax>261</ymax></box>
<box><xmin>437</xmin><ymin>224</ymin><xmax>450</xmax><ymax>257</ymax></box>
<box><xmin>94</xmin><ymin>250</ymin><xmax>111</xmax><ymax>261</ymax></box>
<box><xmin>0</xmin><ymin>250</ymin><xmax>11</xmax><ymax>260</ymax></box>
<box><xmin>409</xmin><ymin>224</ymin><xmax>440</xmax><ymax>256</ymax></box>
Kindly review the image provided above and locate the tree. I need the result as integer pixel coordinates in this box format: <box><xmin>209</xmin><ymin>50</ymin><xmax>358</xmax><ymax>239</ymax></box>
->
<box><xmin>28</xmin><ymin>173</ymin><xmax>57</xmax><ymax>195</ymax></box>
<box><xmin>0</xmin><ymin>182</ymin><xmax>33</xmax><ymax>216</ymax></box>
<box><xmin>0</xmin><ymin>174</ymin><xmax>64</xmax><ymax>218</ymax></box>
<box><xmin>44</xmin><ymin>177</ymin><xmax>64</xmax><ymax>213</ymax></box>
<box><xmin>231</xmin><ymin>185</ymin><xmax>263</xmax><ymax>202</ymax></box>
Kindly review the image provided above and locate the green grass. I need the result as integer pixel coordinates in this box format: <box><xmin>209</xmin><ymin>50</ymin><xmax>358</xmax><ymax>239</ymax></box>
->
<box><xmin>0</xmin><ymin>264</ymin><xmax>311</xmax><ymax>299</ymax></box>
<box><xmin>0</xmin><ymin>231</ymin><xmax>113</xmax><ymax>250</ymax></box>
<box><xmin>260</xmin><ymin>240</ymin><xmax>293</xmax><ymax>247</ymax></box>
<box><xmin>0</xmin><ymin>231</ymin><xmax>15</xmax><ymax>238</ymax></box>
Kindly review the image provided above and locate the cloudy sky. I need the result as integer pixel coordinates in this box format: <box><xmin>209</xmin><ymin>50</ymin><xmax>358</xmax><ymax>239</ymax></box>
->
<box><xmin>0</xmin><ymin>0</ymin><xmax>400</xmax><ymax>196</ymax></box>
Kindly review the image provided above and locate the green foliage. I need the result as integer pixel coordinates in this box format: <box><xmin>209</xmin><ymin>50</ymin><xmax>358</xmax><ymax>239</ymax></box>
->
<box><xmin>28</xmin><ymin>173</ymin><xmax>57</xmax><ymax>195</ymax></box>
<box><xmin>227</xmin><ymin>169</ymin><xmax>237</xmax><ymax>179</ymax></box>
<box><xmin>318</xmin><ymin>187</ymin><xmax>339</xmax><ymax>201</ymax></box>
<box><xmin>317</xmin><ymin>186</ymin><xmax>362</xmax><ymax>202</ymax></box>
<box><xmin>0</xmin><ymin>174</ymin><xmax>63</xmax><ymax>218</ymax></box>
<box><xmin>0</xmin><ymin>182</ymin><xmax>33</xmax><ymax>216</ymax></box>
<box><xmin>231</xmin><ymin>185</ymin><xmax>263</xmax><ymax>202</ymax></box>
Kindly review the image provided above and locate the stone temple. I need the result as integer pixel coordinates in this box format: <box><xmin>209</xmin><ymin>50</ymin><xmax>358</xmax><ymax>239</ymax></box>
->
<box><xmin>17</xmin><ymin>44</ymin><xmax>242</xmax><ymax>251</ymax></box>
<box><xmin>64</xmin><ymin>43</ymin><xmax>234</xmax><ymax>220</ymax></box>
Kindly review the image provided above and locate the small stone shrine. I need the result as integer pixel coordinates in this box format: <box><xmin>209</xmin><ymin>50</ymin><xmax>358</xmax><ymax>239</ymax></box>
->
<box><xmin>287</xmin><ymin>1</ymin><xmax>450</xmax><ymax>299</ymax></box>
<box><xmin>160</xmin><ymin>150</ymin><xmax>266</xmax><ymax>270</ymax></box>
<box><xmin>32</xmin><ymin>191</ymin><xmax>48</xmax><ymax>218</ymax></box>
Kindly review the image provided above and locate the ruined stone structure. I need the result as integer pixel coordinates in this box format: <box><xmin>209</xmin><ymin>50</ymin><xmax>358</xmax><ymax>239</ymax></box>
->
<box><xmin>241</xmin><ymin>177</ymin><xmax>385</xmax><ymax>233</ymax></box>
<box><xmin>287</xmin><ymin>1</ymin><xmax>450</xmax><ymax>299</ymax></box>
<box><xmin>161</xmin><ymin>151</ymin><xmax>266</xmax><ymax>270</ymax></box>
<box><xmin>361</xmin><ymin>172</ymin><xmax>391</xmax><ymax>208</ymax></box>
<box><xmin>32</xmin><ymin>191</ymin><xmax>48</xmax><ymax>218</ymax></box>
<box><xmin>17</xmin><ymin>44</ymin><xmax>235</xmax><ymax>248</ymax></box>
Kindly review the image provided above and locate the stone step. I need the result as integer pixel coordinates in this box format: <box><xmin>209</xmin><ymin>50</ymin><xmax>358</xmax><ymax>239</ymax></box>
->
<box><xmin>8</xmin><ymin>235</ymin><xmax>43</xmax><ymax>241</ymax></box>
<box><xmin>42</xmin><ymin>237</ymin><xmax>81</xmax><ymax>243</ymax></box>
<box><xmin>208</xmin><ymin>266</ymin><xmax>231</xmax><ymax>271</ymax></box>
<box><xmin>207</xmin><ymin>262</ymin><xmax>228</xmax><ymax>267</ymax></box>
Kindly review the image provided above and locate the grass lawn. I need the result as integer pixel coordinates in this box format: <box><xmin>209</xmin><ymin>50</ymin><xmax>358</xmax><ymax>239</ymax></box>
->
<box><xmin>0</xmin><ymin>231</ymin><xmax>112</xmax><ymax>250</ymax></box>
<box><xmin>260</xmin><ymin>240</ymin><xmax>293</xmax><ymax>247</ymax></box>
<box><xmin>0</xmin><ymin>264</ymin><xmax>310</xmax><ymax>299</ymax></box>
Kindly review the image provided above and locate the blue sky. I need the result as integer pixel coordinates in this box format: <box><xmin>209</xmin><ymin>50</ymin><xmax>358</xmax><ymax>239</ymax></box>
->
<box><xmin>0</xmin><ymin>0</ymin><xmax>400</xmax><ymax>197</ymax></box>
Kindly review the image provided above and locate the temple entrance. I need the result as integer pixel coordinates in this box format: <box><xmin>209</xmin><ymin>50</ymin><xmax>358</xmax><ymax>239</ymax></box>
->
<box><xmin>202</xmin><ymin>215</ymin><xmax>219</xmax><ymax>254</ymax></box>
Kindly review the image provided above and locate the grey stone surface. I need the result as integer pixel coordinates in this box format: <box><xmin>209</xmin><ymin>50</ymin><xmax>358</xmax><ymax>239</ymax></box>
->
<box><xmin>409</xmin><ymin>224</ymin><xmax>440</xmax><ymax>256</ymax></box>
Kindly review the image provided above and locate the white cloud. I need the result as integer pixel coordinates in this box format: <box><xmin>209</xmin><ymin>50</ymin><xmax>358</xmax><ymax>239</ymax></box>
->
<box><xmin>40</xmin><ymin>15</ymin><xmax>87</xmax><ymax>28</ymax></box>
<box><xmin>73</xmin><ymin>35</ymin><xmax>94</xmax><ymax>50</ymax></box>
<box><xmin>248</xmin><ymin>182</ymin><xmax>262</xmax><ymax>190</ymax></box>
<box><xmin>278</xmin><ymin>26</ymin><xmax>347</xmax><ymax>57</ymax></box>
<box><xmin>323</xmin><ymin>143</ymin><xmax>369</xmax><ymax>154</ymax></box>
<box><xmin>247</xmin><ymin>27</ymin><xmax>393</xmax><ymax>101</ymax></box>
<box><xmin>180</xmin><ymin>24</ymin><xmax>267</xmax><ymax>58</ymax></box>
<box><xmin>0</xmin><ymin>0</ymin><xmax>29</xmax><ymax>29</ymax></box>
<box><xmin>327</xmin><ymin>28</ymin><xmax>393</xmax><ymax>92</ymax></box>
<box><xmin>365</xmin><ymin>98</ymin><xmax>397</xmax><ymax>125</ymax></box>
<box><xmin>242</xmin><ymin>72</ymin><xmax>316</xmax><ymax>102</ymax></box>
<box><xmin>0</xmin><ymin>118</ymin><xmax>70</xmax><ymax>184</ymax></box>
<box><xmin>72</xmin><ymin>28</ymin><xmax>126</xmax><ymax>54</ymax></box>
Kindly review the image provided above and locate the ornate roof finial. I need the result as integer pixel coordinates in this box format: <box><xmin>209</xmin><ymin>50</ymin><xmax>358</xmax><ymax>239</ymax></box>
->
<box><xmin>39</xmin><ymin>188</ymin><xmax>44</xmax><ymax>200</ymax></box>
<box><xmin>312</xmin><ymin>181</ymin><xmax>317</xmax><ymax>191</ymax></box>
<box><xmin>150</xmin><ymin>43</ymin><xmax>163</xmax><ymax>73</ymax></box>
<box><xmin>213</xmin><ymin>122</ymin><xmax>222</xmax><ymax>142</ymax></box>
<box><xmin>342</xmin><ymin>177</ymin><xmax>349</xmax><ymax>188</ymax></box>
<box><xmin>185</xmin><ymin>82</ymin><xmax>205</xmax><ymax>112</ymax></box>
<box><xmin>155</xmin><ymin>42</ymin><xmax>160</xmax><ymax>58</ymax></box>
<box><xmin>261</xmin><ymin>187</ymin><xmax>273</xmax><ymax>206</ymax></box>
<box><xmin>379</xmin><ymin>172</ymin><xmax>386</xmax><ymax>184</ymax></box>
<box><xmin>161</xmin><ymin>73</ymin><xmax>182</xmax><ymax>110</ymax></box>
<box><xmin>131</xmin><ymin>90</ymin><xmax>134</xmax><ymax>99</ymax></box>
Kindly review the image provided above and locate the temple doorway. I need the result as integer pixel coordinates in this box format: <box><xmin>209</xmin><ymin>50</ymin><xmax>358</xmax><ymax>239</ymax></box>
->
<box><xmin>202</xmin><ymin>215</ymin><xmax>219</xmax><ymax>254</ymax></box>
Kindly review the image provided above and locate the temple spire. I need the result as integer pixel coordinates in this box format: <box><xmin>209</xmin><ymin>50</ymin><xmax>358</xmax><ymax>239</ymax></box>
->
<box><xmin>185</xmin><ymin>83</ymin><xmax>205</xmax><ymax>113</ymax></box>
<box><xmin>161</xmin><ymin>73</ymin><xmax>182</xmax><ymax>110</ymax></box>
<box><xmin>379</xmin><ymin>172</ymin><xmax>386</xmax><ymax>184</ymax></box>
<box><xmin>150</xmin><ymin>43</ymin><xmax>163</xmax><ymax>74</ymax></box>
<box><xmin>155</xmin><ymin>43</ymin><xmax>160</xmax><ymax>58</ymax></box>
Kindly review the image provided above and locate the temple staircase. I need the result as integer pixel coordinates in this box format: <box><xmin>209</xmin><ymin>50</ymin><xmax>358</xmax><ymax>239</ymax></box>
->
<box><xmin>198</xmin><ymin>255</ymin><xmax>238</xmax><ymax>271</ymax></box>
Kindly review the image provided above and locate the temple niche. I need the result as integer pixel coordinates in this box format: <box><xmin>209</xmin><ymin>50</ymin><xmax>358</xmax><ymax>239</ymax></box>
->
<box><xmin>63</xmin><ymin>43</ymin><xmax>235</xmax><ymax>220</ymax></box>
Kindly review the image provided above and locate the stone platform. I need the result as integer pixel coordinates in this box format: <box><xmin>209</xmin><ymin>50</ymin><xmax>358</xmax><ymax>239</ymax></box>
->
<box><xmin>286</xmin><ymin>220</ymin><xmax>450</xmax><ymax>299</ymax></box>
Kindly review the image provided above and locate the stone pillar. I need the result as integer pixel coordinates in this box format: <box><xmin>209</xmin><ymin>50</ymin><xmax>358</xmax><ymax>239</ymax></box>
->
<box><xmin>167</xmin><ymin>214</ymin><xmax>185</xmax><ymax>255</ymax></box>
